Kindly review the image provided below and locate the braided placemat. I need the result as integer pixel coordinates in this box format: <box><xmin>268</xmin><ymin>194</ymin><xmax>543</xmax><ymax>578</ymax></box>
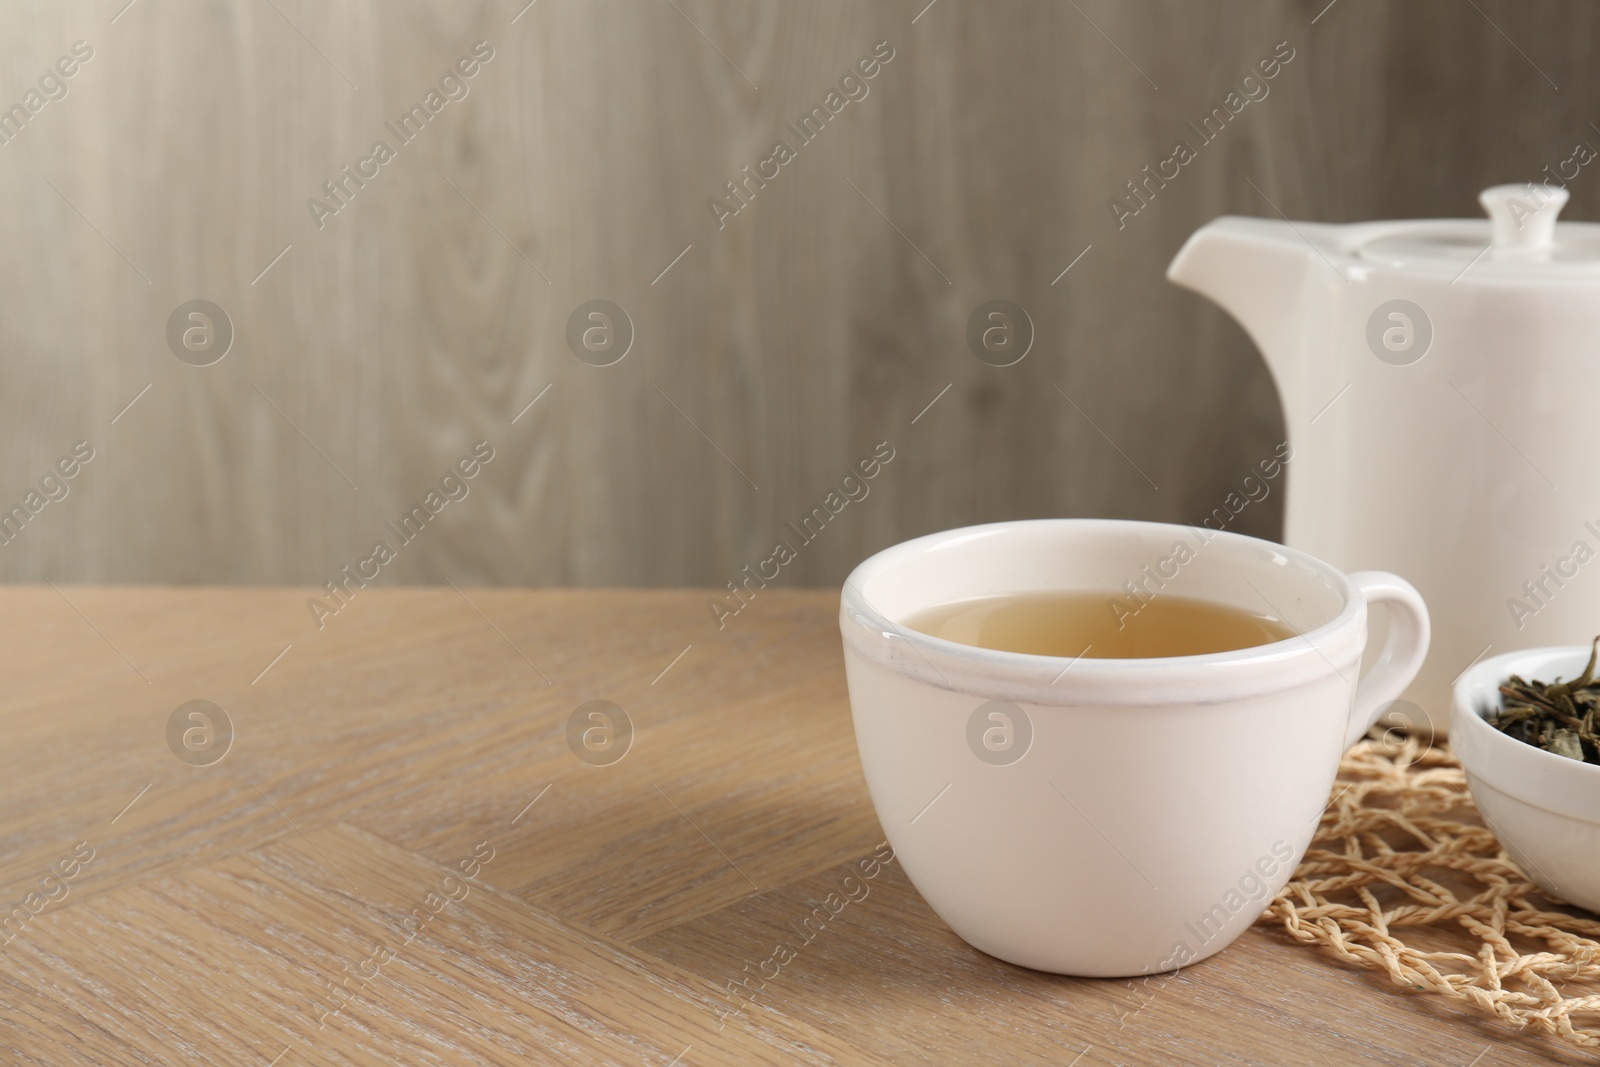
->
<box><xmin>1259</xmin><ymin>733</ymin><xmax>1600</xmax><ymax>1048</ymax></box>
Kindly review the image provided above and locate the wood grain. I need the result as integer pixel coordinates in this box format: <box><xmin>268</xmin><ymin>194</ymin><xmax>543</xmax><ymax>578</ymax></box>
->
<box><xmin>0</xmin><ymin>585</ymin><xmax>1589</xmax><ymax>1064</ymax></box>
<box><xmin>0</xmin><ymin>1</ymin><xmax>1597</xmax><ymax>586</ymax></box>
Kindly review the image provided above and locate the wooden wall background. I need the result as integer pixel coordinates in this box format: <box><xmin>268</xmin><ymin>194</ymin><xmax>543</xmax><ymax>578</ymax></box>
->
<box><xmin>0</xmin><ymin>0</ymin><xmax>1593</xmax><ymax>587</ymax></box>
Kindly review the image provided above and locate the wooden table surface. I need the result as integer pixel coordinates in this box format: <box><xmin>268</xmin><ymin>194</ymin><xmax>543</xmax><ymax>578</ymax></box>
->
<box><xmin>0</xmin><ymin>587</ymin><xmax>1574</xmax><ymax>1065</ymax></box>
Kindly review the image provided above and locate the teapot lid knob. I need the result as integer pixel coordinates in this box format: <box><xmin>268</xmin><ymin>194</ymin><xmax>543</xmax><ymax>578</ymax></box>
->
<box><xmin>1480</xmin><ymin>183</ymin><xmax>1568</xmax><ymax>250</ymax></box>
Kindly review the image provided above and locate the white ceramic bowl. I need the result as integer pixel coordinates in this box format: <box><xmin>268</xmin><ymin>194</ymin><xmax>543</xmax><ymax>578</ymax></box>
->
<box><xmin>1453</xmin><ymin>646</ymin><xmax>1600</xmax><ymax>913</ymax></box>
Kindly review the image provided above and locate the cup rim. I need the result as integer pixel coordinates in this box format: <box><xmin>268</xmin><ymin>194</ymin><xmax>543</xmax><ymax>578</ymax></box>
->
<box><xmin>840</xmin><ymin>518</ymin><xmax>1367</xmax><ymax>705</ymax></box>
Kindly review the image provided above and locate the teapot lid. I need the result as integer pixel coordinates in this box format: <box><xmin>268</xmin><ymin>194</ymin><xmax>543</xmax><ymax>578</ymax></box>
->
<box><xmin>1353</xmin><ymin>185</ymin><xmax>1600</xmax><ymax>277</ymax></box>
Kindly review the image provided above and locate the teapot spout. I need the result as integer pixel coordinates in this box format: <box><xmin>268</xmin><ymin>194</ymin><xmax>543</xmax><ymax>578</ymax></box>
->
<box><xmin>1166</xmin><ymin>217</ymin><xmax>1318</xmax><ymax>397</ymax></box>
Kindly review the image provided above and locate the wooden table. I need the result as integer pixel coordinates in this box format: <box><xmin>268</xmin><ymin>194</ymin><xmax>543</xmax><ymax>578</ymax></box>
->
<box><xmin>0</xmin><ymin>587</ymin><xmax>1576</xmax><ymax>1065</ymax></box>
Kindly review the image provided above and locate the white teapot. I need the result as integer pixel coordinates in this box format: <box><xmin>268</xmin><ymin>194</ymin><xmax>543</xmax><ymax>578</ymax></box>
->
<box><xmin>1169</xmin><ymin>184</ymin><xmax>1600</xmax><ymax>735</ymax></box>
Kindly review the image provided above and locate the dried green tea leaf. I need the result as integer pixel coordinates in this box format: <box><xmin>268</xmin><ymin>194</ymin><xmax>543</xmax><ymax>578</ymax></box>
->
<box><xmin>1550</xmin><ymin>729</ymin><xmax>1585</xmax><ymax>761</ymax></box>
<box><xmin>1490</xmin><ymin>636</ymin><xmax>1600</xmax><ymax>765</ymax></box>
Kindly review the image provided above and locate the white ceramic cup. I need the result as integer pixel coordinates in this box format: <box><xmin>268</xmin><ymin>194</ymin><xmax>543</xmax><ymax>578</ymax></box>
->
<box><xmin>839</xmin><ymin>519</ymin><xmax>1430</xmax><ymax>977</ymax></box>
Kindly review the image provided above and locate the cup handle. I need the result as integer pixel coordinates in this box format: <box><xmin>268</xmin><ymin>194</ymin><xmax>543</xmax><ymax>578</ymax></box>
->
<box><xmin>1343</xmin><ymin>571</ymin><xmax>1432</xmax><ymax>751</ymax></box>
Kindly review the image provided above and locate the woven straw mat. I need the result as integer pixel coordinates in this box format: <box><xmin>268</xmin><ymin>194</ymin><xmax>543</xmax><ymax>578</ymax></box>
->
<box><xmin>1259</xmin><ymin>733</ymin><xmax>1600</xmax><ymax>1049</ymax></box>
